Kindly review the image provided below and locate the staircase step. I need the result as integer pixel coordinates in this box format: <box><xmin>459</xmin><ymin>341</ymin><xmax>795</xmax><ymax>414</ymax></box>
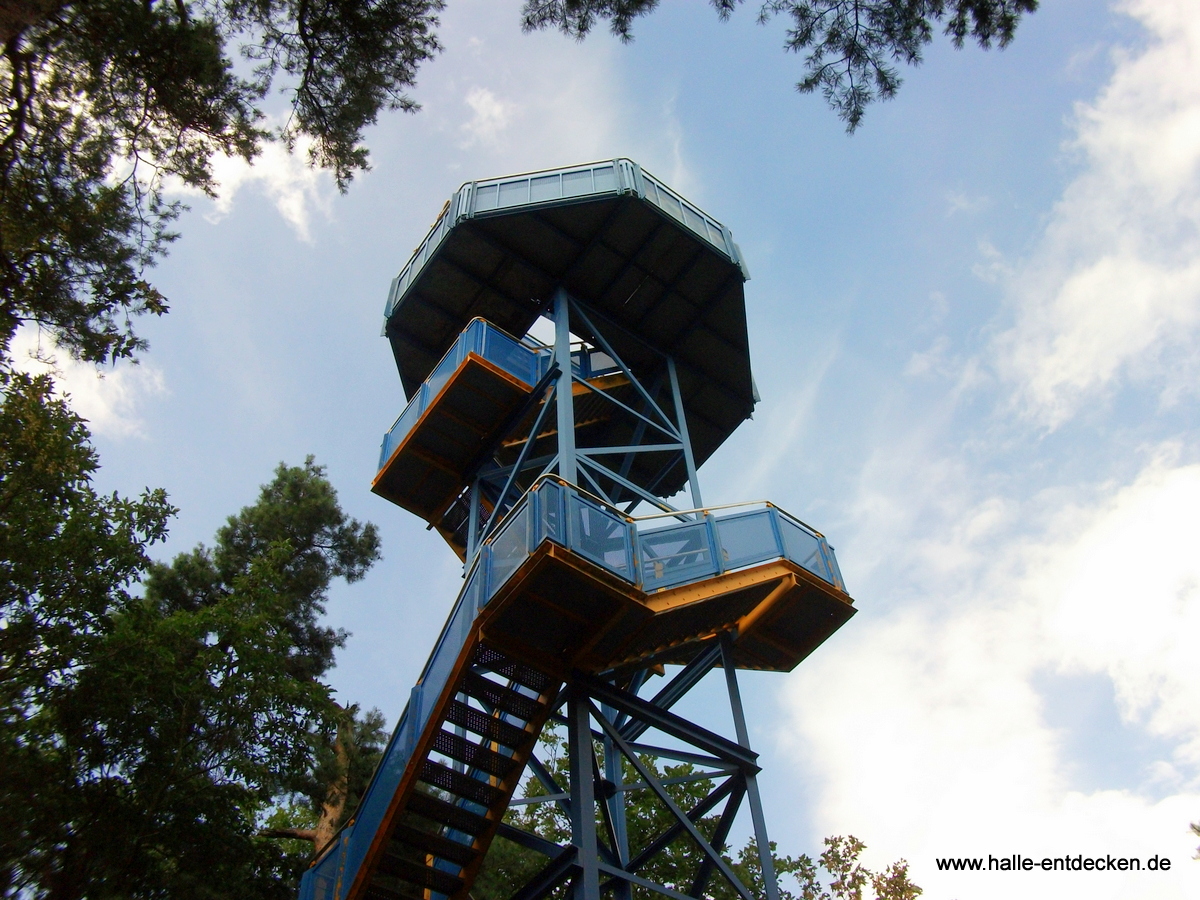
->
<box><xmin>406</xmin><ymin>791</ymin><xmax>492</xmax><ymax>837</ymax></box>
<box><xmin>474</xmin><ymin>646</ymin><xmax>556</xmax><ymax>693</ymax></box>
<box><xmin>445</xmin><ymin>700</ymin><xmax>534</xmax><ymax>750</ymax></box>
<box><xmin>376</xmin><ymin>853</ymin><xmax>464</xmax><ymax>895</ymax></box>
<box><xmin>364</xmin><ymin>881</ymin><xmax>424</xmax><ymax>900</ymax></box>
<box><xmin>392</xmin><ymin>823</ymin><xmax>478</xmax><ymax>868</ymax></box>
<box><xmin>461</xmin><ymin>671</ymin><xmax>543</xmax><ymax>720</ymax></box>
<box><xmin>421</xmin><ymin>760</ymin><xmax>506</xmax><ymax>808</ymax></box>
<box><xmin>433</xmin><ymin>730</ymin><xmax>520</xmax><ymax>778</ymax></box>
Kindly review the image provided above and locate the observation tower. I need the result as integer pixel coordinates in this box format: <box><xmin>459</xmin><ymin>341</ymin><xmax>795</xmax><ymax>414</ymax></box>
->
<box><xmin>300</xmin><ymin>160</ymin><xmax>856</xmax><ymax>900</ymax></box>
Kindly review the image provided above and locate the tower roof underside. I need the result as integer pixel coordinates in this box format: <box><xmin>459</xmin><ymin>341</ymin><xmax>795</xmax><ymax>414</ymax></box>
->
<box><xmin>382</xmin><ymin>159</ymin><xmax>755</xmax><ymax>475</ymax></box>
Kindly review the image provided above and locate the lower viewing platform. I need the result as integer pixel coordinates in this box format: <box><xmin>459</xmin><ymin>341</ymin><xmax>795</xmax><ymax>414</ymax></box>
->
<box><xmin>463</xmin><ymin>479</ymin><xmax>854</xmax><ymax>674</ymax></box>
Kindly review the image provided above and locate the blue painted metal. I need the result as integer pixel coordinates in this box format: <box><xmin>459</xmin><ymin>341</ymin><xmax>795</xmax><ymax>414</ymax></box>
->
<box><xmin>383</xmin><ymin>160</ymin><xmax>745</xmax><ymax>323</ymax></box>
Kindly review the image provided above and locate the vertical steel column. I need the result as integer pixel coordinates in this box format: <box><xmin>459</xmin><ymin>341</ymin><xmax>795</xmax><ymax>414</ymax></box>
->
<box><xmin>567</xmin><ymin>689</ymin><xmax>601</xmax><ymax>900</ymax></box>
<box><xmin>466</xmin><ymin>476</ymin><xmax>481</xmax><ymax>565</ymax></box>
<box><xmin>553</xmin><ymin>289</ymin><xmax>577</xmax><ymax>486</ymax></box>
<box><xmin>667</xmin><ymin>356</ymin><xmax>703</xmax><ymax>512</ymax></box>
<box><xmin>719</xmin><ymin>633</ymin><xmax>780</xmax><ymax>900</ymax></box>
<box><xmin>601</xmin><ymin>702</ymin><xmax>632</xmax><ymax>900</ymax></box>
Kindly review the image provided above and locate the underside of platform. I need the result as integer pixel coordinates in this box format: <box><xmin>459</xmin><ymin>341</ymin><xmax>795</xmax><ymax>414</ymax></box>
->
<box><xmin>479</xmin><ymin>542</ymin><xmax>855</xmax><ymax>676</ymax></box>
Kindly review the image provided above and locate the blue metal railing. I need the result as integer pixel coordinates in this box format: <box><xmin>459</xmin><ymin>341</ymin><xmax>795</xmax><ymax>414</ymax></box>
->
<box><xmin>384</xmin><ymin>159</ymin><xmax>746</xmax><ymax>321</ymax></box>
<box><xmin>470</xmin><ymin>480</ymin><xmax>845</xmax><ymax>603</ymax></box>
<box><xmin>376</xmin><ymin>320</ymin><xmax>622</xmax><ymax>473</ymax></box>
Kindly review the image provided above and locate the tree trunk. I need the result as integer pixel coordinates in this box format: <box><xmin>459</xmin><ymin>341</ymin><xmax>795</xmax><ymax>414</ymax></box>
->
<box><xmin>0</xmin><ymin>0</ymin><xmax>64</xmax><ymax>46</ymax></box>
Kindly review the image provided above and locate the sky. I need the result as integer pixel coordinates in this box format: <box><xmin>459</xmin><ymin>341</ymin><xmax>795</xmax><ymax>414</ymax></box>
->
<box><xmin>14</xmin><ymin>0</ymin><xmax>1200</xmax><ymax>896</ymax></box>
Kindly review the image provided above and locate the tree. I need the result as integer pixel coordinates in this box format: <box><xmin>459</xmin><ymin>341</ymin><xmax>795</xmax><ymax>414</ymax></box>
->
<box><xmin>0</xmin><ymin>381</ymin><xmax>383</xmax><ymax>900</ymax></box>
<box><xmin>520</xmin><ymin>0</ymin><xmax>1038</xmax><ymax>130</ymax></box>
<box><xmin>474</xmin><ymin>731</ymin><xmax>920</xmax><ymax>900</ymax></box>
<box><xmin>0</xmin><ymin>0</ymin><xmax>443</xmax><ymax>367</ymax></box>
<box><xmin>0</xmin><ymin>0</ymin><xmax>1041</xmax><ymax>375</ymax></box>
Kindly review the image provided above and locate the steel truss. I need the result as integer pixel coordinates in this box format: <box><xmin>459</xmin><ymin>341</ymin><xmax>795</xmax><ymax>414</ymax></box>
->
<box><xmin>492</xmin><ymin>634</ymin><xmax>781</xmax><ymax>900</ymax></box>
<box><xmin>456</xmin><ymin>287</ymin><xmax>707</xmax><ymax>564</ymax></box>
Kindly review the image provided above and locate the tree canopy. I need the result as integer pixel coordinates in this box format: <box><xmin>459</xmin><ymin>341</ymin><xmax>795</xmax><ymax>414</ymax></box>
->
<box><xmin>521</xmin><ymin>0</ymin><xmax>1038</xmax><ymax>130</ymax></box>
<box><xmin>0</xmin><ymin>0</ymin><xmax>1039</xmax><ymax>376</ymax></box>
<box><xmin>0</xmin><ymin>0</ymin><xmax>443</xmax><ymax>367</ymax></box>
<box><xmin>0</xmin><ymin>380</ymin><xmax>382</xmax><ymax>899</ymax></box>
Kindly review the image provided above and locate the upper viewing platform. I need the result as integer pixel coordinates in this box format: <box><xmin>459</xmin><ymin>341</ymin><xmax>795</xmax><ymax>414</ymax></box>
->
<box><xmin>382</xmin><ymin>159</ymin><xmax>755</xmax><ymax>473</ymax></box>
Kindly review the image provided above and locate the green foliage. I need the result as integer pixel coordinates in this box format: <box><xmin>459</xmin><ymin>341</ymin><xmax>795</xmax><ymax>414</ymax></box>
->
<box><xmin>0</xmin><ymin>385</ymin><xmax>382</xmax><ymax>899</ymax></box>
<box><xmin>521</xmin><ymin>0</ymin><xmax>1037</xmax><ymax>129</ymax></box>
<box><xmin>0</xmin><ymin>0</ymin><xmax>443</xmax><ymax>366</ymax></box>
<box><xmin>475</xmin><ymin>730</ymin><xmax>920</xmax><ymax>900</ymax></box>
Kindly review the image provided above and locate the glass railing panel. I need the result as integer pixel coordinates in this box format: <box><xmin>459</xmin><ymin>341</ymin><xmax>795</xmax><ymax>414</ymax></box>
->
<box><xmin>498</xmin><ymin>179</ymin><xmax>529</xmax><ymax>208</ymax></box>
<box><xmin>489</xmin><ymin>503</ymin><xmax>532</xmax><ymax>595</ymax></box>
<box><xmin>592</xmin><ymin>163</ymin><xmax>617</xmax><ymax>192</ymax></box>
<box><xmin>530</xmin><ymin>173</ymin><xmax>561</xmax><ymax>202</ymax></box>
<box><xmin>562</xmin><ymin>168</ymin><xmax>593</xmax><ymax>197</ymax></box>
<box><xmin>587</xmin><ymin>350</ymin><xmax>618</xmax><ymax>376</ymax></box>
<box><xmin>658</xmin><ymin>190</ymin><xmax>684</xmax><ymax>222</ymax></box>
<box><xmin>715</xmin><ymin>509</ymin><xmax>781</xmax><ymax>571</ymax></box>
<box><xmin>637</xmin><ymin>520</ymin><xmax>719</xmax><ymax>591</ymax></box>
<box><xmin>568</xmin><ymin>494</ymin><xmax>633</xmax><ymax>578</ymax></box>
<box><xmin>682</xmin><ymin>204</ymin><xmax>707</xmax><ymax>237</ymax></box>
<box><xmin>475</xmin><ymin>183</ymin><xmax>499</xmax><ymax>211</ymax></box>
<box><xmin>777</xmin><ymin>516</ymin><xmax>833</xmax><ymax>583</ymax></box>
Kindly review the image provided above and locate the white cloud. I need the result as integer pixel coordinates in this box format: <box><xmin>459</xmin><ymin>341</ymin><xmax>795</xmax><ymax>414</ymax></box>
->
<box><xmin>781</xmin><ymin>451</ymin><xmax>1200</xmax><ymax>899</ymax></box>
<box><xmin>10</xmin><ymin>327</ymin><xmax>167</xmax><ymax>438</ymax></box>
<box><xmin>994</xmin><ymin>0</ymin><xmax>1200</xmax><ymax>427</ymax></box>
<box><xmin>459</xmin><ymin>86</ymin><xmax>514</xmax><ymax>148</ymax></box>
<box><xmin>168</xmin><ymin>134</ymin><xmax>335</xmax><ymax>243</ymax></box>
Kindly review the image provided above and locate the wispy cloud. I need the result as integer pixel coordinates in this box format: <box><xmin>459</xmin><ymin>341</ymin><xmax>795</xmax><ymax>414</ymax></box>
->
<box><xmin>166</xmin><ymin>132</ymin><xmax>335</xmax><ymax>243</ymax></box>
<box><xmin>992</xmin><ymin>0</ymin><xmax>1200</xmax><ymax>428</ymax></box>
<box><xmin>459</xmin><ymin>86</ymin><xmax>514</xmax><ymax>148</ymax></box>
<box><xmin>10</xmin><ymin>327</ymin><xmax>167</xmax><ymax>438</ymax></box>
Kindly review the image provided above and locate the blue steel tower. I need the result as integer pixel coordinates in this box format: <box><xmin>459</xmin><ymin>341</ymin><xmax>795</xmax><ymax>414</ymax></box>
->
<box><xmin>300</xmin><ymin>160</ymin><xmax>856</xmax><ymax>900</ymax></box>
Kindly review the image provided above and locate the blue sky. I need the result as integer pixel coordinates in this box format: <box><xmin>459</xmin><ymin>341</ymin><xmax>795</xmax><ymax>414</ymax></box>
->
<box><xmin>16</xmin><ymin>0</ymin><xmax>1200</xmax><ymax>896</ymax></box>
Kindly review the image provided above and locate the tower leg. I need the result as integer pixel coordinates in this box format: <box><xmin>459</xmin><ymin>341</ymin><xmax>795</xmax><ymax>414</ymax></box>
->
<box><xmin>497</xmin><ymin>660</ymin><xmax>776</xmax><ymax>900</ymax></box>
<box><xmin>720</xmin><ymin>633</ymin><xmax>781</xmax><ymax>900</ymax></box>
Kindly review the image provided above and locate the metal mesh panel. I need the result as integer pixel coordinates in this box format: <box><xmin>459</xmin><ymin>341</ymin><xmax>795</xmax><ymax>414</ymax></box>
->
<box><xmin>488</xmin><ymin>505</ymin><xmax>531</xmax><ymax>595</ymax></box>
<box><xmin>637</xmin><ymin>520</ymin><xmax>718</xmax><ymax>590</ymax></box>
<box><xmin>777</xmin><ymin>517</ymin><xmax>831</xmax><ymax>582</ymax></box>
<box><xmin>715</xmin><ymin>510</ymin><xmax>780</xmax><ymax>570</ymax></box>
<box><xmin>568</xmin><ymin>496</ymin><xmax>632</xmax><ymax>578</ymax></box>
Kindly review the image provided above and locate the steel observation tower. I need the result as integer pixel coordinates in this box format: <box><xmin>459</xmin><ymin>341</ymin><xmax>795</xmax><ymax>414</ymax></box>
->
<box><xmin>300</xmin><ymin>160</ymin><xmax>857</xmax><ymax>900</ymax></box>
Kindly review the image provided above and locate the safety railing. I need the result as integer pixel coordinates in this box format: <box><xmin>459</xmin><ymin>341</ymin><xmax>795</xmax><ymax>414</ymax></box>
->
<box><xmin>467</xmin><ymin>479</ymin><xmax>845</xmax><ymax>608</ymax></box>
<box><xmin>376</xmin><ymin>319</ymin><xmax>621</xmax><ymax>472</ymax></box>
<box><xmin>383</xmin><ymin>159</ymin><xmax>745</xmax><ymax>320</ymax></box>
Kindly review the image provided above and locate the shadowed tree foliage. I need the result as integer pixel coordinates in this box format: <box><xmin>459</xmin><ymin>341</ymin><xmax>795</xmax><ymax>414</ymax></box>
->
<box><xmin>521</xmin><ymin>0</ymin><xmax>1038</xmax><ymax>130</ymax></box>
<box><xmin>0</xmin><ymin>0</ymin><xmax>444</xmax><ymax>367</ymax></box>
<box><xmin>0</xmin><ymin>0</ymin><xmax>1038</xmax><ymax>375</ymax></box>
<box><xmin>474</xmin><ymin>731</ymin><xmax>920</xmax><ymax>900</ymax></box>
<box><xmin>0</xmin><ymin>389</ymin><xmax>382</xmax><ymax>899</ymax></box>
